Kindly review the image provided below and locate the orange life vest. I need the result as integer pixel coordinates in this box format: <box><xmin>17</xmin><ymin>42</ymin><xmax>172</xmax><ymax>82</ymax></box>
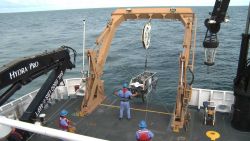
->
<box><xmin>137</xmin><ymin>130</ymin><xmax>151</xmax><ymax>141</ymax></box>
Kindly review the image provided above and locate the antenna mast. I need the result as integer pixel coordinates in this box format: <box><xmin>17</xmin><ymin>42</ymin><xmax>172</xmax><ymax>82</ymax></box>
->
<box><xmin>82</xmin><ymin>20</ymin><xmax>86</xmax><ymax>72</ymax></box>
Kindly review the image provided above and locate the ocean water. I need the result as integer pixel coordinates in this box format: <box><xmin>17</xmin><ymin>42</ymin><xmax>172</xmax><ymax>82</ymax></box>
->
<box><xmin>0</xmin><ymin>7</ymin><xmax>248</xmax><ymax>104</ymax></box>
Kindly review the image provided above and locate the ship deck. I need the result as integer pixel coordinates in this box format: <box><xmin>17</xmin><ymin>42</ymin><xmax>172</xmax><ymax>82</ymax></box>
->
<box><xmin>29</xmin><ymin>96</ymin><xmax>250</xmax><ymax>141</ymax></box>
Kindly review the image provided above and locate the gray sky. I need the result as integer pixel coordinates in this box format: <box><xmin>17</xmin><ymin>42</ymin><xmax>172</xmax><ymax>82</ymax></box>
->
<box><xmin>0</xmin><ymin>0</ymin><xmax>249</xmax><ymax>13</ymax></box>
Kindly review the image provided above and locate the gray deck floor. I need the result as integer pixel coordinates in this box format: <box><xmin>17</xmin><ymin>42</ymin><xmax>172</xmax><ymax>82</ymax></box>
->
<box><xmin>29</xmin><ymin>96</ymin><xmax>250</xmax><ymax>141</ymax></box>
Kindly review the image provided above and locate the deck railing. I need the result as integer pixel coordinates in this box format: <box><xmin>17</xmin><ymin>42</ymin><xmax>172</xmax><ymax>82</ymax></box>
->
<box><xmin>0</xmin><ymin>80</ymin><xmax>235</xmax><ymax>120</ymax></box>
<box><xmin>190</xmin><ymin>88</ymin><xmax>234</xmax><ymax>113</ymax></box>
<box><xmin>0</xmin><ymin>78</ymin><xmax>83</xmax><ymax>119</ymax></box>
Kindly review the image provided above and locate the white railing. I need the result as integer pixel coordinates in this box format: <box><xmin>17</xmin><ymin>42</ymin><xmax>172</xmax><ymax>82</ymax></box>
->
<box><xmin>0</xmin><ymin>116</ymin><xmax>107</xmax><ymax>141</ymax></box>
<box><xmin>190</xmin><ymin>88</ymin><xmax>234</xmax><ymax>113</ymax></box>
<box><xmin>0</xmin><ymin>82</ymin><xmax>234</xmax><ymax>121</ymax></box>
<box><xmin>0</xmin><ymin>89</ymin><xmax>38</xmax><ymax>119</ymax></box>
<box><xmin>65</xmin><ymin>78</ymin><xmax>85</xmax><ymax>96</ymax></box>
<box><xmin>0</xmin><ymin>78</ymin><xmax>84</xmax><ymax>119</ymax></box>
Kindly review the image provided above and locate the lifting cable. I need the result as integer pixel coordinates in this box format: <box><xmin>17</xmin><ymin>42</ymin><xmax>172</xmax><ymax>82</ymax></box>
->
<box><xmin>144</xmin><ymin>86</ymin><xmax>154</xmax><ymax>122</ymax></box>
<box><xmin>141</xmin><ymin>20</ymin><xmax>153</xmax><ymax>122</ymax></box>
<box><xmin>144</xmin><ymin>49</ymin><xmax>149</xmax><ymax>71</ymax></box>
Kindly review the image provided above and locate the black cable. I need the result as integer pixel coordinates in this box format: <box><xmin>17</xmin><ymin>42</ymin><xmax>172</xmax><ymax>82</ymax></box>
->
<box><xmin>188</xmin><ymin>67</ymin><xmax>194</xmax><ymax>85</ymax></box>
<box><xmin>62</xmin><ymin>45</ymin><xmax>77</xmax><ymax>65</ymax></box>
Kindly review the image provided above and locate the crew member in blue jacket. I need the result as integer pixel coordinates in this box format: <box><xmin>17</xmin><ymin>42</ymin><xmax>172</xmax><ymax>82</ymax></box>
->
<box><xmin>136</xmin><ymin>120</ymin><xmax>154</xmax><ymax>141</ymax></box>
<box><xmin>114</xmin><ymin>83</ymin><xmax>137</xmax><ymax>120</ymax></box>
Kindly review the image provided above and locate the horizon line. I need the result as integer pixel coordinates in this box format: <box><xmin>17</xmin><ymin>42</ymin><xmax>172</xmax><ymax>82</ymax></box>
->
<box><xmin>0</xmin><ymin>5</ymin><xmax>248</xmax><ymax>14</ymax></box>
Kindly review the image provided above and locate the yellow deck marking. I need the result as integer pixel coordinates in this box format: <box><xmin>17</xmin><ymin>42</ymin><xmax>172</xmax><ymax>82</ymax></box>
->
<box><xmin>100</xmin><ymin>103</ymin><xmax>173</xmax><ymax>115</ymax></box>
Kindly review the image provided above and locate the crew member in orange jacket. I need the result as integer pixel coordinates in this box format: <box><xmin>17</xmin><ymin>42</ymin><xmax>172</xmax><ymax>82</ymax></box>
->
<box><xmin>136</xmin><ymin>120</ymin><xmax>154</xmax><ymax>141</ymax></box>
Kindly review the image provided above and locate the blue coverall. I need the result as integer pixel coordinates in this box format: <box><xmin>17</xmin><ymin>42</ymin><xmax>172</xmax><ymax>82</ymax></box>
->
<box><xmin>117</xmin><ymin>89</ymin><xmax>132</xmax><ymax>119</ymax></box>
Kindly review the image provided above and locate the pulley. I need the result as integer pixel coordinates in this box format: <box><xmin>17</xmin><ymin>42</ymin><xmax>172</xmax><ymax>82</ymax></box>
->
<box><xmin>142</xmin><ymin>21</ymin><xmax>152</xmax><ymax>70</ymax></box>
<box><xmin>142</xmin><ymin>21</ymin><xmax>151</xmax><ymax>49</ymax></box>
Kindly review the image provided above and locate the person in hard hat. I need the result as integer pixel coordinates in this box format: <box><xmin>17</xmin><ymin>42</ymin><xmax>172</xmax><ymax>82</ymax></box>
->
<box><xmin>136</xmin><ymin>120</ymin><xmax>154</xmax><ymax>141</ymax></box>
<box><xmin>59</xmin><ymin>109</ymin><xmax>70</xmax><ymax>131</ymax></box>
<box><xmin>114</xmin><ymin>82</ymin><xmax>138</xmax><ymax>120</ymax></box>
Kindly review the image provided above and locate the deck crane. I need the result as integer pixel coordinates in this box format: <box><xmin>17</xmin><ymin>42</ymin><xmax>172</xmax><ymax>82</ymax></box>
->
<box><xmin>79</xmin><ymin>8</ymin><xmax>196</xmax><ymax>132</ymax></box>
<box><xmin>0</xmin><ymin>46</ymin><xmax>76</xmax><ymax>123</ymax></box>
<box><xmin>0</xmin><ymin>46</ymin><xmax>76</xmax><ymax>140</ymax></box>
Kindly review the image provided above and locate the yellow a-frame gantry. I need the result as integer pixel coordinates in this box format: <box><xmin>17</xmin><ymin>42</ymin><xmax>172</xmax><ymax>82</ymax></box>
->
<box><xmin>80</xmin><ymin>8</ymin><xmax>196</xmax><ymax>132</ymax></box>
